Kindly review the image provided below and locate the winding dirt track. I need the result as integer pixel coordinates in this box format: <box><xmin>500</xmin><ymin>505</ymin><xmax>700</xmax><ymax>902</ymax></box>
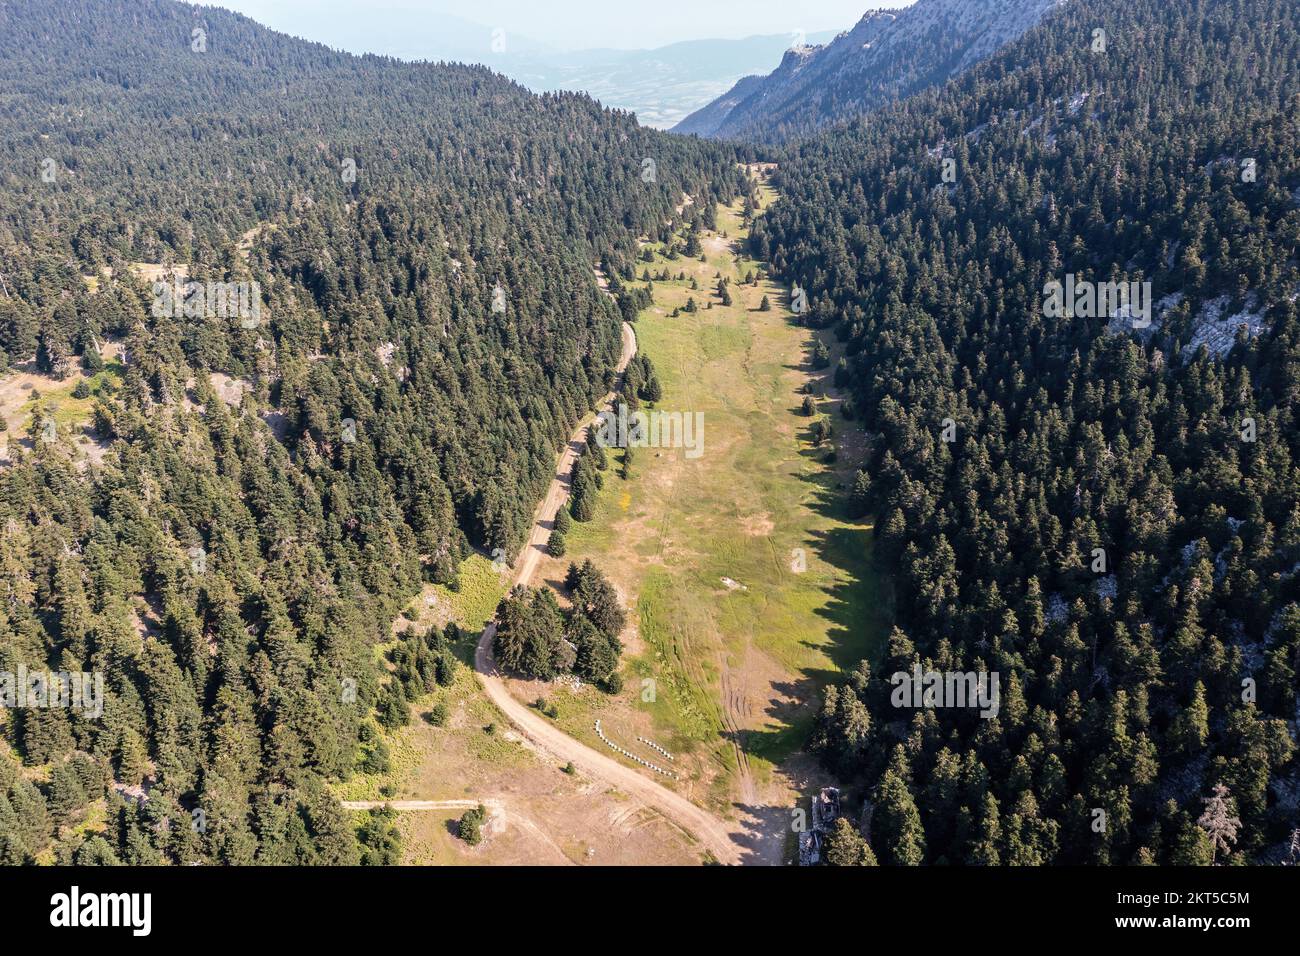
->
<box><xmin>473</xmin><ymin>321</ymin><xmax>744</xmax><ymax>865</ymax></box>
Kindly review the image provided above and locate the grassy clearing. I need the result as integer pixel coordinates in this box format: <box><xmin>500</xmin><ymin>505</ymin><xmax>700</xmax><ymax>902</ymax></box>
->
<box><xmin>540</xmin><ymin>177</ymin><xmax>887</xmax><ymax>802</ymax></box>
<box><xmin>333</xmin><ymin>664</ymin><xmax>531</xmax><ymax>804</ymax></box>
<box><xmin>18</xmin><ymin>361</ymin><xmax>125</xmax><ymax>433</ymax></box>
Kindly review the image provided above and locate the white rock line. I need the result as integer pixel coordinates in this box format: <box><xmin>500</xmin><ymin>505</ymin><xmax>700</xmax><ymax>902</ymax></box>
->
<box><xmin>637</xmin><ymin>736</ymin><xmax>674</xmax><ymax>761</ymax></box>
<box><xmin>595</xmin><ymin>720</ymin><xmax>677</xmax><ymax>779</ymax></box>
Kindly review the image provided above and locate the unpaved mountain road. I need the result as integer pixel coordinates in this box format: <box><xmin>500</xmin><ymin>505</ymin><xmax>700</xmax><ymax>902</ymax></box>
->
<box><xmin>473</xmin><ymin>320</ymin><xmax>745</xmax><ymax>866</ymax></box>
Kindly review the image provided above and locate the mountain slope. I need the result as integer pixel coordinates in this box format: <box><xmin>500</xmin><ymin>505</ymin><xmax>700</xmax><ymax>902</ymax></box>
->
<box><xmin>0</xmin><ymin>0</ymin><xmax>742</xmax><ymax>865</ymax></box>
<box><xmin>675</xmin><ymin>0</ymin><xmax>1062</xmax><ymax>143</ymax></box>
<box><xmin>757</xmin><ymin>0</ymin><xmax>1300</xmax><ymax>863</ymax></box>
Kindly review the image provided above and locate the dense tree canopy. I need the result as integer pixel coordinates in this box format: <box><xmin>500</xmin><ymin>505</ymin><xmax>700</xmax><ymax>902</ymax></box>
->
<box><xmin>765</xmin><ymin>0</ymin><xmax>1300</xmax><ymax>864</ymax></box>
<box><xmin>0</xmin><ymin>0</ymin><xmax>741</xmax><ymax>864</ymax></box>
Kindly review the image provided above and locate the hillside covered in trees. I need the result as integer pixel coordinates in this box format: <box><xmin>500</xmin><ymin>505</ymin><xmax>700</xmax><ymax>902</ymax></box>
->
<box><xmin>755</xmin><ymin>0</ymin><xmax>1300</xmax><ymax>863</ymax></box>
<box><xmin>674</xmin><ymin>0</ymin><xmax>1060</xmax><ymax>144</ymax></box>
<box><xmin>0</xmin><ymin>0</ymin><xmax>744</xmax><ymax>863</ymax></box>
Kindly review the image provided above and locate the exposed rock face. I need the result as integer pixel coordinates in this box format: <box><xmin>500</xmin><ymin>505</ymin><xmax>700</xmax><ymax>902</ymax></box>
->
<box><xmin>674</xmin><ymin>0</ymin><xmax>1065</xmax><ymax>143</ymax></box>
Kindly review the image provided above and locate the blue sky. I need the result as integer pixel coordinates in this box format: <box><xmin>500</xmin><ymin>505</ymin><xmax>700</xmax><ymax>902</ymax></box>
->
<box><xmin>212</xmin><ymin>0</ymin><xmax>901</xmax><ymax>53</ymax></box>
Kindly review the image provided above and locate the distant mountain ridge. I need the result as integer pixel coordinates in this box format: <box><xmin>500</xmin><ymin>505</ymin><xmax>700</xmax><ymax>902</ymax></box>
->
<box><xmin>212</xmin><ymin>2</ymin><xmax>840</xmax><ymax>130</ymax></box>
<box><xmin>495</xmin><ymin>30</ymin><xmax>839</xmax><ymax>129</ymax></box>
<box><xmin>674</xmin><ymin>0</ymin><xmax>1064</xmax><ymax>142</ymax></box>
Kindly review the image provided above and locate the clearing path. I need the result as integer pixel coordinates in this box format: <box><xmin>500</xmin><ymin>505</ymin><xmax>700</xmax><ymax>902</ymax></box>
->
<box><xmin>472</xmin><ymin>320</ymin><xmax>745</xmax><ymax>865</ymax></box>
<box><xmin>523</xmin><ymin>172</ymin><xmax>887</xmax><ymax>866</ymax></box>
<box><xmin>341</xmin><ymin>798</ymin><xmax>574</xmax><ymax>865</ymax></box>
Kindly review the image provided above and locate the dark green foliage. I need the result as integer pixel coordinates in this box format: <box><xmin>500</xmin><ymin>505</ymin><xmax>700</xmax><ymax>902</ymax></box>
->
<box><xmin>360</xmin><ymin>741</ymin><xmax>391</xmax><ymax>775</ymax></box>
<box><xmin>458</xmin><ymin>804</ymin><xmax>487</xmax><ymax>845</ymax></box>
<box><xmin>553</xmin><ymin>507</ymin><xmax>572</xmax><ymax>535</ymax></box>
<box><xmin>492</xmin><ymin>586</ymin><xmax>570</xmax><ymax>680</ymax></box>
<box><xmin>569</xmin><ymin>450</ymin><xmax>600</xmax><ymax>522</ymax></box>
<box><xmin>848</xmin><ymin>470</ymin><xmax>872</xmax><ymax>519</ymax></box>
<box><xmin>757</xmin><ymin>0</ymin><xmax>1300</xmax><ymax>864</ymax></box>
<box><xmin>568</xmin><ymin>559</ymin><xmax>627</xmax><ymax>640</ymax></box>
<box><xmin>570</xmin><ymin>616</ymin><xmax>619</xmax><ymax>686</ymax></box>
<box><xmin>547</xmin><ymin>531</ymin><xmax>567</xmax><ymax>557</ymax></box>
<box><xmin>375</xmin><ymin>682</ymin><xmax>410</xmax><ymax>732</ymax></box>
<box><xmin>823</xmin><ymin>817</ymin><xmax>877</xmax><ymax>866</ymax></box>
<box><xmin>357</xmin><ymin>806</ymin><xmax>402</xmax><ymax>865</ymax></box>
<box><xmin>492</xmin><ymin>562</ymin><xmax>624</xmax><ymax>689</ymax></box>
<box><xmin>0</xmin><ymin>0</ymin><xmax>745</xmax><ymax>866</ymax></box>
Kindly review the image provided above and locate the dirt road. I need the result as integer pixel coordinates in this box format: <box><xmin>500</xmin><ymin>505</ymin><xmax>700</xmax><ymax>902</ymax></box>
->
<box><xmin>472</xmin><ymin>320</ymin><xmax>745</xmax><ymax>865</ymax></box>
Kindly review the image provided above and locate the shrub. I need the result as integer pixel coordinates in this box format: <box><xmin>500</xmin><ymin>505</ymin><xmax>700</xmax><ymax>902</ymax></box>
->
<box><xmin>458</xmin><ymin>805</ymin><xmax>487</xmax><ymax>845</ymax></box>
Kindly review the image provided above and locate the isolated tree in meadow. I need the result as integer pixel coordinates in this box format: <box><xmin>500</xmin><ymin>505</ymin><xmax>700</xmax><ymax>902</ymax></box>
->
<box><xmin>759</xmin><ymin>294</ymin><xmax>771</xmax><ymax>311</ymax></box>
<box><xmin>801</xmin><ymin>395</ymin><xmax>816</xmax><ymax>416</ymax></box>
<box><xmin>458</xmin><ymin>805</ymin><xmax>487</xmax><ymax>845</ymax></box>
<box><xmin>683</xmin><ymin>229</ymin><xmax>701</xmax><ymax>258</ymax></box>
<box><xmin>547</xmin><ymin>530</ymin><xmax>567</xmax><ymax>557</ymax></box>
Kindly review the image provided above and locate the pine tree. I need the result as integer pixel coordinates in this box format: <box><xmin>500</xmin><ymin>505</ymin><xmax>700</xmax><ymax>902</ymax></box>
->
<box><xmin>823</xmin><ymin>816</ymin><xmax>877</xmax><ymax>866</ymax></box>
<box><xmin>873</xmin><ymin>750</ymin><xmax>926</xmax><ymax>865</ymax></box>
